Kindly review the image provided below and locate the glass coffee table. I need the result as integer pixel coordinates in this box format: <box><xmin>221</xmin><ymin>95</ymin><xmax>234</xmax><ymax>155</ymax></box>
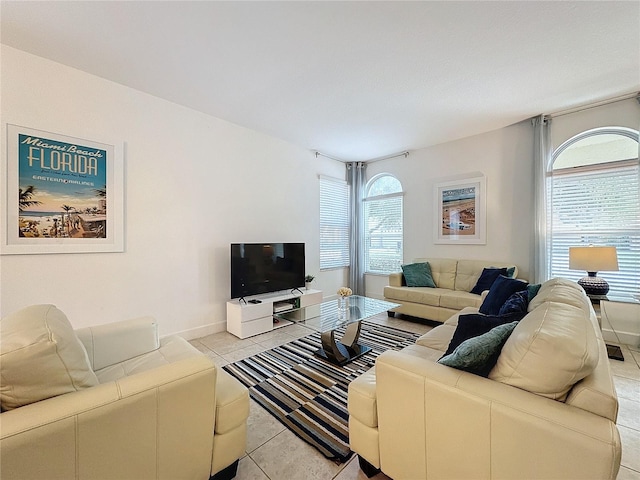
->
<box><xmin>275</xmin><ymin>295</ymin><xmax>400</xmax><ymax>366</ymax></box>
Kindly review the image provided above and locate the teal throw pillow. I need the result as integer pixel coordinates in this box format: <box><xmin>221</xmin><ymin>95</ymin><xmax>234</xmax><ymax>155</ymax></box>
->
<box><xmin>506</xmin><ymin>266</ymin><xmax>516</xmax><ymax>278</ymax></box>
<box><xmin>401</xmin><ymin>262</ymin><xmax>436</xmax><ymax>288</ymax></box>
<box><xmin>442</xmin><ymin>312</ymin><xmax>526</xmax><ymax>357</ymax></box>
<box><xmin>438</xmin><ymin>321</ymin><xmax>519</xmax><ymax>377</ymax></box>
<box><xmin>527</xmin><ymin>283</ymin><xmax>542</xmax><ymax>302</ymax></box>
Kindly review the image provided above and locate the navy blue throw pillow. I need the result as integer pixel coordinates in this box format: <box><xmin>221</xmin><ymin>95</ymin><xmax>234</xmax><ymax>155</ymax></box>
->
<box><xmin>498</xmin><ymin>290</ymin><xmax>529</xmax><ymax>315</ymax></box>
<box><xmin>479</xmin><ymin>275</ymin><xmax>528</xmax><ymax>316</ymax></box>
<box><xmin>470</xmin><ymin>268</ymin><xmax>508</xmax><ymax>295</ymax></box>
<box><xmin>442</xmin><ymin>311</ymin><xmax>527</xmax><ymax>357</ymax></box>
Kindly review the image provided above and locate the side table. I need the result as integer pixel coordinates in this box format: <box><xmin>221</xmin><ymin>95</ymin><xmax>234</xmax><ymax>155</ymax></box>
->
<box><xmin>590</xmin><ymin>294</ymin><xmax>640</xmax><ymax>361</ymax></box>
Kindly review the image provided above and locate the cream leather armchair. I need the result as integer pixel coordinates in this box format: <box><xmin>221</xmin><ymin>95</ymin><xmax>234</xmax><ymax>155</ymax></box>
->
<box><xmin>0</xmin><ymin>304</ymin><xmax>249</xmax><ymax>480</ymax></box>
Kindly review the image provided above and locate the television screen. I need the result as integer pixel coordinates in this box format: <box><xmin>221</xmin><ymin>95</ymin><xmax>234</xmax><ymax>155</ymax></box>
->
<box><xmin>231</xmin><ymin>243</ymin><xmax>305</xmax><ymax>299</ymax></box>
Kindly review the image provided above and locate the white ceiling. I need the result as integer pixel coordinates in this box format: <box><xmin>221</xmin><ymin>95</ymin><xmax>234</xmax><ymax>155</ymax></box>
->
<box><xmin>2</xmin><ymin>1</ymin><xmax>639</xmax><ymax>161</ymax></box>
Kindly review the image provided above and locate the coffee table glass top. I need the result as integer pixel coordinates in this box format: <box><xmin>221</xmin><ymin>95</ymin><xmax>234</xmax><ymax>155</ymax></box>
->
<box><xmin>275</xmin><ymin>295</ymin><xmax>399</xmax><ymax>333</ymax></box>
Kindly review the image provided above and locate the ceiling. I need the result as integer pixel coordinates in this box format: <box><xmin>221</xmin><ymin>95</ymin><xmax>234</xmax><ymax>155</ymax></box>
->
<box><xmin>2</xmin><ymin>1</ymin><xmax>639</xmax><ymax>162</ymax></box>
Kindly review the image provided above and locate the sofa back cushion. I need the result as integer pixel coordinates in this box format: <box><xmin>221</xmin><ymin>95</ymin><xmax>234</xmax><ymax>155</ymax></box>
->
<box><xmin>528</xmin><ymin>277</ymin><xmax>588</xmax><ymax>313</ymax></box>
<box><xmin>489</xmin><ymin>299</ymin><xmax>599</xmax><ymax>401</ymax></box>
<box><xmin>454</xmin><ymin>260</ymin><xmax>518</xmax><ymax>292</ymax></box>
<box><xmin>0</xmin><ymin>304</ymin><xmax>99</xmax><ymax>410</ymax></box>
<box><xmin>414</xmin><ymin>258</ymin><xmax>457</xmax><ymax>290</ymax></box>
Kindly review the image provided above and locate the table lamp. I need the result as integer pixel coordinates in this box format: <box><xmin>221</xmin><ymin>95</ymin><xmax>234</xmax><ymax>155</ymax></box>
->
<box><xmin>569</xmin><ymin>246</ymin><xmax>619</xmax><ymax>296</ymax></box>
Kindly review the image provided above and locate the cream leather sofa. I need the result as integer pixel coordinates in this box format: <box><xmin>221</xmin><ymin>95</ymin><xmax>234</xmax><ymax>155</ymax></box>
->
<box><xmin>384</xmin><ymin>258</ymin><xmax>518</xmax><ymax>322</ymax></box>
<box><xmin>349</xmin><ymin>278</ymin><xmax>621</xmax><ymax>479</ymax></box>
<box><xmin>0</xmin><ymin>305</ymin><xmax>249</xmax><ymax>480</ymax></box>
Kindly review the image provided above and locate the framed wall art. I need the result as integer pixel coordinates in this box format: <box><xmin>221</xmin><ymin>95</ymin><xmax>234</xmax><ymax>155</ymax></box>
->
<box><xmin>434</xmin><ymin>174</ymin><xmax>486</xmax><ymax>245</ymax></box>
<box><xmin>1</xmin><ymin>124</ymin><xmax>124</xmax><ymax>254</ymax></box>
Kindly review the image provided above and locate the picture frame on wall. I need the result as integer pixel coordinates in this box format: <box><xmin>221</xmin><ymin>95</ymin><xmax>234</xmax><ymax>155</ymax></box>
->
<box><xmin>434</xmin><ymin>174</ymin><xmax>486</xmax><ymax>245</ymax></box>
<box><xmin>1</xmin><ymin>124</ymin><xmax>124</xmax><ymax>254</ymax></box>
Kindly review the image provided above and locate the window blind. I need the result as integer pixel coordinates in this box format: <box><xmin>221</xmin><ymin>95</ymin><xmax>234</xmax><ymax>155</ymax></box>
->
<box><xmin>364</xmin><ymin>194</ymin><xmax>403</xmax><ymax>274</ymax></box>
<box><xmin>319</xmin><ymin>176</ymin><xmax>350</xmax><ymax>269</ymax></box>
<box><xmin>549</xmin><ymin>161</ymin><xmax>640</xmax><ymax>296</ymax></box>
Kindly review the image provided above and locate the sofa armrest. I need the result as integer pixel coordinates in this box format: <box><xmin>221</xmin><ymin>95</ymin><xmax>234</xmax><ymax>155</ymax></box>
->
<box><xmin>374</xmin><ymin>350</ymin><xmax>621</xmax><ymax>480</ymax></box>
<box><xmin>388</xmin><ymin>272</ymin><xmax>405</xmax><ymax>287</ymax></box>
<box><xmin>75</xmin><ymin>316</ymin><xmax>160</xmax><ymax>370</ymax></box>
<box><xmin>0</xmin><ymin>356</ymin><xmax>217</xmax><ymax>480</ymax></box>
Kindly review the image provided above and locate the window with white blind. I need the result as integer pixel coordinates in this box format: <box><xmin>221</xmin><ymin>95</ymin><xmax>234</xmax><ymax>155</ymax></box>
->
<box><xmin>364</xmin><ymin>174</ymin><xmax>403</xmax><ymax>274</ymax></box>
<box><xmin>548</xmin><ymin>128</ymin><xmax>640</xmax><ymax>296</ymax></box>
<box><xmin>319</xmin><ymin>176</ymin><xmax>350</xmax><ymax>269</ymax></box>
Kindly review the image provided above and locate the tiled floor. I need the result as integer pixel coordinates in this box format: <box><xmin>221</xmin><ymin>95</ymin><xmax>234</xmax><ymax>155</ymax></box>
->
<box><xmin>190</xmin><ymin>313</ymin><xmax>640</xmax><ymax>480</ymax></box>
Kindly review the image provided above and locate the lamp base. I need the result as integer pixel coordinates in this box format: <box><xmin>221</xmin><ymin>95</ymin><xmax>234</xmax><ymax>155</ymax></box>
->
<box><xmin>578</xmin><ymin>272</ymin><xmax>610</xmax><ymax>296</ymax></box>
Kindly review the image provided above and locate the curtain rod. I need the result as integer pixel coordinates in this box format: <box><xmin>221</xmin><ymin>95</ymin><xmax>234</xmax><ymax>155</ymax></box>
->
<box><xmin>550</xmin><ymin>92</ymin><xmax>640</xmax><ymax>118</ymax></box>
<box><xmin>314</xmin><ymin>150</ymin><xmax>409</xmax><ymax>163</ymax></box>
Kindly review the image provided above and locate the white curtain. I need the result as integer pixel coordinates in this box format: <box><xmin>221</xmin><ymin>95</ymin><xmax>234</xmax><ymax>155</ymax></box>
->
<box><xmin>532</xmin><ymin>115</ymin><xmax>552</xmax><ymax>284</ymax></box>
<box><xmin>347</xmin><ymin>162</ymin><xmax>367</xmax><ymax>295</ymax></box>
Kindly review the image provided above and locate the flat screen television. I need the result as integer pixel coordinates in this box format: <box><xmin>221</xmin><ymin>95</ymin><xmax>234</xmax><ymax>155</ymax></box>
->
<box><xmin>230</xmin><ymin>243</ymin><xmax>305</xmax><ymax>299</ymax></box>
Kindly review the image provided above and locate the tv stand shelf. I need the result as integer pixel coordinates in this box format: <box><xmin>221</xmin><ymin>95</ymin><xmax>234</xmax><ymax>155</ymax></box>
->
<box><xmin>227</xmin><ymin>289</ymin><xmax>322</xmax><ymax>339</ymax></box>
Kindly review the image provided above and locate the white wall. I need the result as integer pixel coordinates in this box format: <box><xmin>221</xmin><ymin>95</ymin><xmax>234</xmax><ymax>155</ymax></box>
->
<box><xmin>365</xmin><ymin>120</ymin><xmax>535</xmax><ymax>298</ymax></box>
<box><xmin>551</xmin><ymin>98</ymin><xmax>640</xmax><ymax>148</ymax></box>
<box><xmin>0</xmin><ymin>46</ymin><xmax>345</xmax><ymax>337</ymax></box>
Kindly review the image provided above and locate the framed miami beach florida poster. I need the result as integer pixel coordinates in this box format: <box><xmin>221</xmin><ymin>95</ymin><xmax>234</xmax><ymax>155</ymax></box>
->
<box><xmin>1</xmin><ymin>124</ymin><xmax>124</xmax><ymax>254</ymax></box>
<box><xmin>434</xmin><ymin>174</ymin><xmax>486</xmax><ymax>245</ymax></box>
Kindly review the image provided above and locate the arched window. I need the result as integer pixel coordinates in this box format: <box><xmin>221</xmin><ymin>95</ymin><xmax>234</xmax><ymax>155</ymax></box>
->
<box><xmin>548</xmin><ymin>127</ymin><xmax>640</xmax><ymax>296</ymax></box>
<box><xmin>364</xmin><ymin>174</ymin><xmax>403</xmax><ymax>274</ymax></box>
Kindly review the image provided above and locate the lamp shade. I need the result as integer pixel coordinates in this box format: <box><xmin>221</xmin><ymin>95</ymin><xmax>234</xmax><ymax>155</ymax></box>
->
<box><xmin>569</xmin><ymin>246</ymin><xmax>619</xmax><ymax>272</ymax></box>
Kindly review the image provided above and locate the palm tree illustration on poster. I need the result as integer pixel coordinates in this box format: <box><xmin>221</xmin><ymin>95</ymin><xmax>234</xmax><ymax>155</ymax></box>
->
<box><xmin>2</xmin><ymin>124</ymin><xmax>123</xmax><ymax>254</ymax></box>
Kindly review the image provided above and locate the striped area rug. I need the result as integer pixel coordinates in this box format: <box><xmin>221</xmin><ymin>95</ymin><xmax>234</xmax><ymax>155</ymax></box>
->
<box><xmin>223</xmin><ymin>321</ymin><xmax>420</xmax><ymax>463</ymax></box>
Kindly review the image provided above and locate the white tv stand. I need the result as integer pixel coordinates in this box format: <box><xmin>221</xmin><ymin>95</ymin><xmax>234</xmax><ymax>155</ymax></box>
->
<box><xmin>226</xmin><ymin>288</ymin><xmax>322</xmax><ymax>339</ymax></box>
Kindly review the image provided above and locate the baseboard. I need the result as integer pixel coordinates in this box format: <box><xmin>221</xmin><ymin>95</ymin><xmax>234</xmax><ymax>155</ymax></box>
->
<box><xmin>169</xmin><ymin>320</ymin><xmax>227</xmax><ymax>341</ymax></box>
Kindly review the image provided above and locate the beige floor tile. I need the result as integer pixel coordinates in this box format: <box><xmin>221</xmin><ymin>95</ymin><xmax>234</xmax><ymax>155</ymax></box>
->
<box><xmin>245</xmin><ymin>399</ymin><xmax>286</xmax><ymax>453</ymax></box>
<box><xmin>629</xmin><ymin>348</ymin><xmax>640</xmax><ymax>365</ymax></box>
<box><xmin>205</xmin><ymin>351</ymin><xmax>228</xmax><ymax>368</ymax></box>
<box><xmin>188</xmin><ymin>339</ymin><xmax>212</xmax><ymax>353</ymax></box>
<box><xmin>610</xmin><ymin>355</ymin><xmax>640</xmax><ymax>381</ymax></box>
<box><xmin>234</xmin><ymin>455</ymin><xmax>270</xmax><ymax>480</ymax></box>
<box><xmin>283</xmin><ymin>324</ymin><xmax>315</xmax><ymax>338</ymax></box>
<box><xmin>614</xmin><ymin>375</ymin><xmax>640</xmax><ymax>402</ymax></box>
<box><xmin>618</xmin><ymin>397</ymin><xmax>640</xmax><ymax>431</ymax></box>
<box><xmin>617</xmin><ymin>466</ymin><xmax>640</xmax><ymax>480</ymax></box>
<box><xmin>251</xmin><ymin>329</ymin><xmax>286</xmax><ymax>342</ymax></box>
<box><xmin>254</xmin><ymin>330</ymin><xmax>298</xmax><ymax>349</ymax></box>
<box><xmin>620</xmin><ymin>425</ymin><xmax>640</xmax><ymax>473</ymax></box>
<box><xmin>222</xmin><ymin>343</ymin><xmax>268</xmax><ymax>363</ymax></box>
<box><xmin>209</xmin><ymin>337</ymin><xmax>258</xmax><ymax>356</ymax></box>
<box><xmin>250</xmin><ymin>429</ymin><xmax>342</xmax><ymax>480</ymax></box>
<box><xmin>198</xmin><ymin>331</ymin><xmax>249</xmax><ymax>348</ymax></box>
<box><xmin>333</xmin><ymin>455</ymin><xmax>391</xmax><ymax>480</ymax></box>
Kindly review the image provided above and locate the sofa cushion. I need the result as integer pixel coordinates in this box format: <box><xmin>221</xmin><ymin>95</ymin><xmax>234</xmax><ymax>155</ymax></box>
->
<box><xmin>348</xmin><ymin>367</ymin><xmax>378</xmax><ymax>428</ymax></box>
<box><xmin>0</xmin><ymin>304</ymin><xmax>99</xmax><ymax>410</ymax></box>
<box><xmin>94</xmin><ymin>335</ymin><xmax>202</xmax><ymax>383</ymax></box>
<box><xmin>415</xmin><ymin>258</ymin><xmax>457</xmax><ymax>290</ymax></box>
<box><xmin>416</xmin><ymin>324</ymin><xmax>457</xmax><ymax>352</ymax></box>
<box><xmin>470</xmin><ymin>267</ymin><xmax>508</xmax><ymax>295</ymax></box>
<box><xmin>490</xmin><ymin>300</ymin><xmax>599</xmax><ymax>400</ymax></box>
<box><xmin>527</xmin><ymin>278</ymin><xmax>587</xmax><ymax>313</ymax></box>
<box><xmin>215</xmin><ymin>369</ymin><xmax>250</xmax><ymax>434</ymax></box>
<box><xmin>455</xmin><ymin>261</ymin><xmax>516</xmax><ymax>292</ymax></box>
<box><xmin>479</xmin><ymin>275</ymin><xmax>528</xmax><ymax>315</ymax></box>
<box><xmin>401</xmin><ymin>262</ymin><xmax>436</xmax><ymax>287</ymax></box>
<box><xmin>442</xmin><ymin>312</ymin><xmax>527</xmax><ymax>357</ymax></box>
<box><xmin>383</xmin><ymin>285</ymin><xmax>444</xmax><ymax>307</ymax></box>
<box><xmin>439</xmin><ymin>290</ymin><xmax>483</xmax><ymax>310</ymax></box>
<box><xmin>438</xmin><ymin>321</ymin><xmax>519</xmax><ymax>377</ymax></box>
